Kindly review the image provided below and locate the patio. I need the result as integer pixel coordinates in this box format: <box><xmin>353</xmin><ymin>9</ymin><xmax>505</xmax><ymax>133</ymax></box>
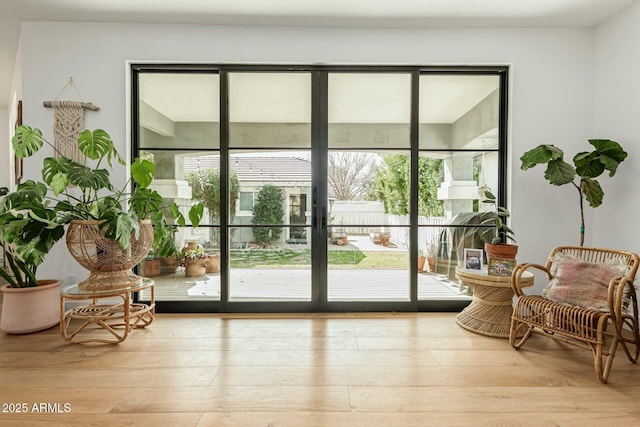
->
<box><xmin>137</xmin><ymin>234</ymin><xmax>471</xmax><ymax>302</ymax></box>
<box><xmin>142</xmin><ymin>269</ymin><xmax>470</xmax><ymax>302</ymax></box>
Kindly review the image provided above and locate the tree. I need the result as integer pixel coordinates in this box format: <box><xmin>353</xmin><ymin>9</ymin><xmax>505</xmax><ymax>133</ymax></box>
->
<box><xmin>375</xmin><ymin>155</ymin><xmax>444</xmax><ymax>217</ymax></box>
<box><xmin>186</xmin><ymin>168</ymin><xmax>240</xmax><ymax>222</ymax></box>
<box><xmin>328</xmin><ymin>152</ymin><xmax>378</xmax><ymax>200</ymax></box>
<box><xmin>417</xmin><ymin>156</ymin><xmax>445</xmax><ymax>217</ymax></box>
<box><xmin>375</xmin><ymin>155</ymin><xmax>409</xmax><ymax>215</ymax></box>
<box><xmin>186</xmin><ymin>168</ymin><xmax>239</xmax><ymax>247</ymax></box>
<box><xmin>520</xmin><ymin>139</ymin><xmax>628</xmax><ymax>246</ymax></box>
<box><xmin>252</xmin><ymin>184</ymin><xmax>284</xmax><ymax>246</ymax></box>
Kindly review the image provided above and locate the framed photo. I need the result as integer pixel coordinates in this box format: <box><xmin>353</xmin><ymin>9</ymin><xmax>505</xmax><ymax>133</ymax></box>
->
<box><xmin>487</xmin><ymin>257</ymin><xmax>515</xmax><ymax>277</ymax></box>
<box><xmin>463</xmin><ymin>248</ymin><xmax>483</xmax><ymax>271</ymax></box>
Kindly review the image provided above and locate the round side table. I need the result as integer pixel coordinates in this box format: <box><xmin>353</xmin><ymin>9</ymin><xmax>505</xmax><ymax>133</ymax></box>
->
<box><xmin>60</xmin><ymin>278</ymin><xmax>155</xmax><ymax>344</ymax></box>
<box><xmin>455</xmin><ymin>266</ymin><xmax>533</xmax><ymax>338</ymax></box>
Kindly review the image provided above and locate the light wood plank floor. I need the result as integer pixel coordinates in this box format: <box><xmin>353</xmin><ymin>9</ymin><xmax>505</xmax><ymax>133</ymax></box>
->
<box><xmin>1</xmin><ymin>312</ymin><xmax>639</xmax><ymax>426</ymax></box>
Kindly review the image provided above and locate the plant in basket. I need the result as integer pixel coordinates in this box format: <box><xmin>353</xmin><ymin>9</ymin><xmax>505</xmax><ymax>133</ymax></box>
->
<box><xmin>9</xmin><ymin>125</ymin><xmax>203</xmax><ymax>291</ymax></box>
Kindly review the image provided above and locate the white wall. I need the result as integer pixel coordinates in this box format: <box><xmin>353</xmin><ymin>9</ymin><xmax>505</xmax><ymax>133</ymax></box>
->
<box><xmin>593</xmin><ymin>1</ymin><xmax>640</xmax><ymax>254</ymax></box>
<box><xmin>17</xmin><ymin>22</ymin><xmax>595</xmax><ymax>283</ymax></box>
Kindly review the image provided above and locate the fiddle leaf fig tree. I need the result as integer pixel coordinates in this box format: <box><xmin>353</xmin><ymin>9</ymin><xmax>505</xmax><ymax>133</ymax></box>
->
<box><xmin>520</xmin><ymin>139</ymin><xmax>628</xmax><ymax>246</ymax></box>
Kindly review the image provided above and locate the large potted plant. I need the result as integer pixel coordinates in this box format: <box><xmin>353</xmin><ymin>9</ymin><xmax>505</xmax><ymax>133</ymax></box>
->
<box><xmin>520</xmin><ymin>139</ymin><xmax>627</xmax><ymax>246</ymax></box>
<box><xmin>479</xmin><ymin>189</ymin><xmax>517</xmax><ymax>260</ymax></box>
<box><xmin>10</xmin><ymin>125</ymin><xmax>203</xmax><ymax>291</ymax></box>
<box><xmin>0</xmin><ymin>182</ymin><xmax>65</xmax><ymax>333</ymax></box>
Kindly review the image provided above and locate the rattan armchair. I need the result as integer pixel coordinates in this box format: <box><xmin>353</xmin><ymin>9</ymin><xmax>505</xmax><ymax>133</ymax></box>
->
<box><xmin>510</xmin><ymin>246</ymin><xmax>639</xmax><ymax>383</ymax></box>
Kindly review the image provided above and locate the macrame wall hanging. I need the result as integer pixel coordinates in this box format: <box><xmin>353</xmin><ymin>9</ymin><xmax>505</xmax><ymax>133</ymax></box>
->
<box><xmin>43</xmin><ymin>78</ymin><xmax>99</xmax><ymax>162</ymax></box>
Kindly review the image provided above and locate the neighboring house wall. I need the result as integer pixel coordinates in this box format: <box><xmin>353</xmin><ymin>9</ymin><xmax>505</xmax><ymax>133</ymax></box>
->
<box><xmin>17</xmin><ymin>22</ymin><xmax>595</xmax><ymax>281</ymax></box>
<box><xmin>232</xmin><ymin>183</ymin><xmax>312</xmax><ymax>246</ymax></box>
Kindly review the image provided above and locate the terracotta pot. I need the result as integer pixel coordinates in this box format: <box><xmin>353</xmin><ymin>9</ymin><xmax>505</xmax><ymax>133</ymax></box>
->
<box><xmin>161</xmin><ymin>255</ymin><xmax>180</xmax><ymax>274</ymax></box>
<box><xmin>0</xmin><ymin>280</ymin><xmax>61</xmax><ymax>334</ymax></box>
<box><xmin>428</xmin><ymin>257</ymin><xmax>437</xmax><ymax>273</ymax></box>
<box><xmin>417</xmin><ymin>256</ymin><xmax>426</xmax><ymax>272</ymax></box>
<box><xmin>484</xmin><ymin>243</ymin><xmax>518</xmax><ymax>260</ymax></box>
<box><xmin>142</xmin><ymin>259</ymin><xmax>162</xmax><ymax>277</ymax></box>
<box><xmin>184</xmin><ymin>261</ymin><xmax>207</xmax><ymax>277</ymax></box>
<box><xmin>206</xmin><ymin>253</ymin><xmax>221</xmax><ymax>274</ymax></box>
<box><xmin>182</xmin><ymin>240</ymin><xmax>201</xmax><ymax>252</ymax></box>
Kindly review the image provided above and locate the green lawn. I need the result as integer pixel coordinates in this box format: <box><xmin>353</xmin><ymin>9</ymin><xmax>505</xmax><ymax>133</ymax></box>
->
<box><xmin>229</xmin><ymin>248</ymin><xmax>408</xmax><ymax>269</ymax></box>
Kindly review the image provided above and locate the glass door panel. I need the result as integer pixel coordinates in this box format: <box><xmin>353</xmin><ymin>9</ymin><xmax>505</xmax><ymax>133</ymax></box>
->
<box><xmin>328</xmin><ymin>73</ymin><xmax>411</xmax><ymax>150</ymax></box>
<box><xmin>327</xmin><ymin>72</ymin><xmax>411</xmax><ymax>301</ymax></box>
<box><xmin>228</xmin><ymin>71</ymin><xmax>312</xmax><ymax>301</ymax></box>
<box><xmin>137</xmin><ymin>72</ymin><xmax>220</xmax><ymax>303</ymax></box>
<box><xmin>228</xmin><ymin>150</ymin><xmax>312</xmax><ymax>301</ymax></box>
<box><xmin>139</xmin><ymin>73</ymin><xmax>220</xmax><ymax>149</ymax></box>
<box><xmin>417</xmin><ymin>72</ymin><xmax>501</xmax><ymax>302</ymax></box>
<box><xmin>418</xmin><ymin>74</ymin><xmax>500</xmax><ymax>150</ymax></box>
<box><xmin>229</xmin><ymin>72</ymin><xmax>312</xmax><ymax>149</ymax></box>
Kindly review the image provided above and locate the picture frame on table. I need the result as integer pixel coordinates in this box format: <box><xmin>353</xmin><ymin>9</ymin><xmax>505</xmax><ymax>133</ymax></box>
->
<box><xmin>487</xmin><ymin>257</ymin><xmax>516</xmax><ymax>277</ymax></box>
<box><xmin>463</xmin><ymin>248</ymin><xmax>483</xmax><ymax>271</ymax></box>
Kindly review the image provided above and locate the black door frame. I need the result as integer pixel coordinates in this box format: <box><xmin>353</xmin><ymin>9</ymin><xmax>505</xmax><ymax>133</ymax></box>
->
<box><xmin>131</xmin><ymin>64</ymin><xmax>509</xmax><ymax>313</ymax></box>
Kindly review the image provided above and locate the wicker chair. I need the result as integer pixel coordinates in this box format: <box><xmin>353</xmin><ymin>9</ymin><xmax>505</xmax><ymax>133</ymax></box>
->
<box><xmin>510</xmin><ymin>246</ymin><xmax>639</xmax><ymax>383</ymax></box>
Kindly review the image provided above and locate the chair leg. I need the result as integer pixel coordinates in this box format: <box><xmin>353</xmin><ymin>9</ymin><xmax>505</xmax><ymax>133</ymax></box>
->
<box><xmin>618</xmin><ymin>318</ymin><xmax>639</xmax><ymax>363</ymax></box>
<box><xmin>595</xmin><ymin>335</ymin><xmax>622</xmax><ymax>384</ymax></box>
<box><xmin>509</xmin><ymin>317</ymin><xmax>532</xmax><ymax>349</ymax></box>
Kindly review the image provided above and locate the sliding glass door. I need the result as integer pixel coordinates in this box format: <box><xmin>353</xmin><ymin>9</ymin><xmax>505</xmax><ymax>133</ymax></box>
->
<box><xmin>326</xmin><ymin>72</ymin><xmax>411</xmax><ymax>302</ymax></box>
<box><xmin>227</xmin><ymin>72</ymin><xmax>313</xmax><ymax>302</ymax></box>
<box><xmin>132</xmin><ymin>65</ymin><xmax>507</xmax><ymax>312</ymax></box>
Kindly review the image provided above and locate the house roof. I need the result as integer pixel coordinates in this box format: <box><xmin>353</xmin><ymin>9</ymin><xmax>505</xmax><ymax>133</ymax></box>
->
<box><xmin>183</xmin><ymin>155</ymin><xmax>311</xmax><ymax>183</ymax></box>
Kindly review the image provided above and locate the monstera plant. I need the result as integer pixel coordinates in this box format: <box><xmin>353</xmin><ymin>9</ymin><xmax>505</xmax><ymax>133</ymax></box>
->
<box><xmin>8</xmin><ymin>125</ymin><xmax>203</xmax><ymax>291</ymax></box>
<box><xmin>520</xmin><ymin>139</ymin><xmax>628</xmax><ymax>246</ymax></box>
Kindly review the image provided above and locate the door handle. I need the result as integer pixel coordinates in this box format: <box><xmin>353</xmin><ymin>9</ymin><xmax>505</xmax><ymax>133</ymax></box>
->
<box><xmin>322</xmin><ymin>207</ymin><xmax>327</xmax><ymax>230</ymax></box>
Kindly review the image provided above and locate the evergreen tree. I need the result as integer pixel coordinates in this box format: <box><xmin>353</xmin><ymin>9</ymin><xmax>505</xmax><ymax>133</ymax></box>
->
<box><xmin>375</xmin><ymin>155</ymin><xmax>444</xmax><ymax>217</ymax></box>
<box><xmin>252</xmin><ymin>184</ymin><xmax>284</xmax><ymax>246</ymax></box>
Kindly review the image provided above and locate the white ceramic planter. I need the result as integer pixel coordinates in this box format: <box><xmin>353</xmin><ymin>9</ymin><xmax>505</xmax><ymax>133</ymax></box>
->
<box><xmin>0</xmin><ymin>279</ymin><xmax>61</xmax><ymax>334</ymax></box>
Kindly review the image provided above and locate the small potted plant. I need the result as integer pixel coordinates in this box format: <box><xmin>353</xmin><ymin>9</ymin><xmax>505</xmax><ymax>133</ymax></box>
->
<box><xmin>141</xmin><ymin>251</ymin><xmax>162</xmax><ymax>277</ymax></box>
<box><xmin>181</xmin><ymin>242</ymin><xmax>208</xmax><ymax>277</ymax></box>
<box><xmin>426</xmin><ymin>240</ymin><xmax>438</xmax><ymax>272</ymax></box>
<box><xmin>479</xmin><ymin>189</ymin><xmax>517</xmax><ymax>260</ymax></box>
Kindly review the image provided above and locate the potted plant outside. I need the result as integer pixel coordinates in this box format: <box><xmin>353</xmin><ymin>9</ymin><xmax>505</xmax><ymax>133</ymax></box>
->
<box><xmin>426</xmin><ymin>241</ymin><xmax>438</xmax><ymax>272</ymax></box>
<box><xmin>0</xmin><ymin>182</ymin><xmax>65</xmax><ymax>333</ymax></box>
<box><xmin>181</xmin><ymin>241</ymin><xmax>208</xmax><ymax>277</ymax></box>
<box><xmin>10</xmin><ymin>125</ymin><xmax>203</xmax><ymax>291</ymax></box>
<box><xmin>479</xmin><ymin>189</ymin><xmax>517</xmax><ymax>260</ymax></box>
<box><xmin>520</xmin><ymin>139</ymin><xmax>627</xmax><ymax>246</ymax></box>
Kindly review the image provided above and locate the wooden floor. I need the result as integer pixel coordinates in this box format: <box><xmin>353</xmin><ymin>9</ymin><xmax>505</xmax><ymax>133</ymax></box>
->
<box><xmin>1</xmin><ymin>312</ymin><xmax>639</xmax><ymax>426</ymax></box>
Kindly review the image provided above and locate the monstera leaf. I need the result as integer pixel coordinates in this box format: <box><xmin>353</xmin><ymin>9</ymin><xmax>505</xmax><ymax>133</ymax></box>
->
<box><xmin>12</xmin><ymin>126</ymin><xmax>44</xmax><ymax>158</ymax></box>
<box><xmin>77</xmin><ymin>129</ymin><xmax>124</xmax><ymax>166</ymax></box>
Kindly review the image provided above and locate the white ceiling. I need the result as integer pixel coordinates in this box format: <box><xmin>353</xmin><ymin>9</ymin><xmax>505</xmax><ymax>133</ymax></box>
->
<box><xmin>0</xmin><ymin>0</ymin><xmax>637</xmax><ymax>109</ymax></box>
